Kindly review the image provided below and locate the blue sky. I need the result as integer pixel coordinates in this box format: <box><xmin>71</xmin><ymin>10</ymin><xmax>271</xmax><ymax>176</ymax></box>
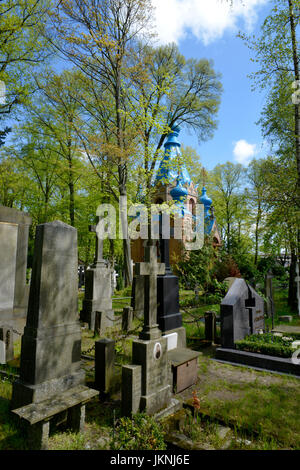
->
<box><xmin>152</xmin><ymin>0</ymin><xmax>273</xmax><ymax>170</ymax></box>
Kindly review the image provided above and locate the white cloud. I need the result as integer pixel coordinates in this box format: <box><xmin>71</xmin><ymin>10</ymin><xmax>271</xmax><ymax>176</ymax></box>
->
<box><xmin>233</xmin><ymin>139</ymin><xmax>257</xmax><ymax>165</ymax></box>
<box><xmin>151</xmin><ymin>0</ymin><xmax>267</xmax><ymax>45</ymax></box>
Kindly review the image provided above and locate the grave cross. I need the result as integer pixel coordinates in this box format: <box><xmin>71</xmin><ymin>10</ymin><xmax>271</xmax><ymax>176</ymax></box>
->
<box><xmin>135</xmin><ymin>241</ymin><xmax>165</xmax><ymax>340</ymax></box>
<box><xmin>296</xmin><ymin>262</ymin><xmax>300</xmax><ymax>317</ymax></box>
<box><xmin>89</xmin><ymin>217</ymin><xmax>106</xmax><ymax>268</ymax></box>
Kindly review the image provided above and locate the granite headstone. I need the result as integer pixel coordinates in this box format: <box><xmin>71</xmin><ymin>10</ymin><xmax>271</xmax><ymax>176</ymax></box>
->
<box><xmin>220</xmin><ymin>278</ymin><xmax>265</xmax><ymax>349</ymax></box>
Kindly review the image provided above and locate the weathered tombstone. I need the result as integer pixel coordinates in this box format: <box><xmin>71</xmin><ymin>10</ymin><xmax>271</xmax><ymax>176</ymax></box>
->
<box><xmin>80</xmin><ymin>220</ymin><xmax>114</xmax><ymax>331</ymax></box>
<box><xmin>11</xmin><ymin>221</ymin><xmax>98</xmax><ymax>449</ymax></box>
<box><xmin>95</xmin><ymin>338</ymin><xmax>115</xmax><ymax>397</ymax></box>
<box><xmin>122</xmin><ymin>365</ymin><xmax>142</xmax><ymax>416</ymax></box>
<box><xmin>0</xmin><ymin>326</ymin><xmax>14</xmax><ymax>364</ymax></box>
<box><xmin>122</xmin><ymin>306</ymin><xmax>133</xmax><ymax>333</ymax></box>
<box><xmin>220</xmin><ymin>278</ymin><xmax>265</xmax><ymax>349</ymax></box>
<box><xmin>122</xmin><ymin>241</ymin><xmax>172</xmax><ymax>416</ymax></box>
<box><xmin>0</xmin><ymin>206</ymin><xmax>32</xmax><ymax>327</ymax></box>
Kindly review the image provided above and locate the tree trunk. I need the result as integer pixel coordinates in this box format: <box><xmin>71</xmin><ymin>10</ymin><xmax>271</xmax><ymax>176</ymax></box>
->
<box><xmin>254</xmin><ymin>201</ymin><xmax>261</xmax><ymax>265</ymax></box>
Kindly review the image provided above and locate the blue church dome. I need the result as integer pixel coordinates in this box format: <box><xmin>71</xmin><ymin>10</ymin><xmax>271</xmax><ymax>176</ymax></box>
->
<box><xmin>155</xmin><ymin>123</ymin><xmax>191</xmax><ymax>186</ymax></box>
<box><xmin>199</xmin><ymin>187</ymin><xmax>212</xmax><ymax>216</ymax></box>
<box><xmin>170</xmin><ymin>180</ymin><xmax>188</xmax><ymax>202</ymax></box>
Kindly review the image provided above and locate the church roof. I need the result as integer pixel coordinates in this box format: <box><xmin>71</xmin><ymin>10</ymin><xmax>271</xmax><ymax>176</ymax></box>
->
<box><xmin>155</xmin><ymin>123</ymin><xmax>191</xmax><ymax>187</ymax></box>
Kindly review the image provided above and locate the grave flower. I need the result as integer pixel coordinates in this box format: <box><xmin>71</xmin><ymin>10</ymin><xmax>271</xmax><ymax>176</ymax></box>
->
<box><xmin>192</xmin><ymin>390</ymin><xmax>200</xmax><ymax>424</ymax></box>
<box><xmin>192</xmin><ymin>390</ymin><xmax>200</xmax><ymax>411</ymax></box>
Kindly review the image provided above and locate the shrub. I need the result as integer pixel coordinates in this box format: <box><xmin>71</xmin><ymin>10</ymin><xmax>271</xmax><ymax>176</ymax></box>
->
<box><xmin>213</xmin><ymin>253</ymin><xmax>241</xmax><ymax>281</ymax></box>
<box><xmin>174</xmin><ymin>235</ymin><xmax>219</xmax><ymax>291</ymax></box>
<box><xmin>111</xmin><ymin>413</ymin><xmax>167</xmax><ymax>450</ymax></box>
<box><xmin>235</xmin><ymin>333</ymin><xmax>294</xmax><ymax>358</ymax></box>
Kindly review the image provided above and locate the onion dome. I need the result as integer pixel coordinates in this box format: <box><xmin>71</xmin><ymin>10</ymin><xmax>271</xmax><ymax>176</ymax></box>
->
<box><xmin>170</xmin><ymin>180</ymin><xmax>192</xmax><ymax>219</ymax></box>
<box><xmin>199</xmin><ymin>186</ymin><xmax>212</xmax><ymax>218</ymax></box>
<box><xmin>170</xmin><ymin>180</ymin><xmax>188</xmax><ymax>202</ymax></box>
<box><xmin>155</xmin><ymin>123</ymin><xmax>191</xmax><ymax>186</ymax></box>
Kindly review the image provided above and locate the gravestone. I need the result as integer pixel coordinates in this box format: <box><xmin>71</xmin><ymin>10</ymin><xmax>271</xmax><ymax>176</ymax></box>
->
<box><xmin>11</xmin><ymin>221</ymin><xmax>97</xmax><ymax>408</ymax></box>
<box><xmin>157</xmin><ymin>219</ymin><xmax>183</xmax><ymax>334</ymax></box>
<box><xmin>220</xmin><ymin>278</ymin><xmax>265</xmax><ymax>349</ymax></box>
<box><xmin>11</xmin><ymin>221</ymin><xmax>98</xmax><ymax>448</ymax></box>
<box><xmin>122</xmin><ymin>241</ymin><xmax>172</xmax><ymax>416</ymax></box>
<box><xmin>95</xmin><ymin>338</ymin><xmax>115</xmax><ymax>397</ymax></box>
<box><xmin>80</xmin><ymin>221</ymin><xmax>114</xmax><ymax>331</ymax></box>
<box><xmin>0</xmin><ymin>325</ymin><xmax>14</xmax><ymax>364</ymax></box>
<box><xmin>0</xmin><ymin>206</ymin><xmax>32</xmax><ymax>327</ymax></box>
<box><xmin>122</xmin><ymin>306</ymin><xmax>133</xmax><ymax>333</ymax></box>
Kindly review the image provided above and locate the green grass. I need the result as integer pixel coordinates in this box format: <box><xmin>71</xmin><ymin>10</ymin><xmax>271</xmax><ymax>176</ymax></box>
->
<box><xmin>265</xmin><ymin>288</ymin><xmax>300</xmax><ymax>329</ymax></box>
<box><xmin>0</xmin><ymin>381</ymin><xmax>28</xmax><ymax>450</ymax></box>
<box><xmin>192</xmin><ymin>357</ymin><xmax>300</xmax><ymax>449</ymax></box>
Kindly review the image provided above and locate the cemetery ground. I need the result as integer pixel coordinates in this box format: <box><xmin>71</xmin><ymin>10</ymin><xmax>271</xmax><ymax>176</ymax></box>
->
<box><xmin>0</xmin><ymin>286</ymin><xmax>299</xmax><ymax>451</ymax></box>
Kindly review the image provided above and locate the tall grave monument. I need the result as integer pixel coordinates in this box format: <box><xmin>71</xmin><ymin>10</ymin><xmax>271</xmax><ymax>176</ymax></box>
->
<box><xmin>122</xmin><ymin>240</ymin><xmax>173</xmax><ymax>416</ymax></box>
<box><xmin>80</xmin><ymin>219</ymin><xmax>114</xmax><ymax>332</ymax></box>
<box><xmin>11</xmin><ymin>221</ymin><xmax>98</xmax><ymax>448</ymax></box>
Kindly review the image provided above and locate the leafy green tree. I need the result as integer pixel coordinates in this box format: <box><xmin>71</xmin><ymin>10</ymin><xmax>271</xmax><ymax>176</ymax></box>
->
<box><xmin>245</xmin><ymin>159</ymin><xmax>268</xmax><ymax>265</ymax></box>
<box><xmin>46</xmin><ymin>0</ymin><xmax>155</xmax><ymax>286</ymax></box>
<box><xmin>207</xmin><ymin>162</ymin><xmax>246</xmax><ymax>254</ymax></box>
<box><xmin>0</xmin><ymin>0</ymin><xmax>52</xmax><ymax>125</ymax></box>
<box><xmin>239</xmin><ymin>0</ymin><xmax>300</xmax><ymax>200</ymax></box>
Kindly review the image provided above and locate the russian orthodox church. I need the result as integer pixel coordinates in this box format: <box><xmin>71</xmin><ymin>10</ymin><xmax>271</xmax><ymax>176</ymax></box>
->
<box><xmin>130</xmin><ymin>123</ymin><xmax>221</xmax><ymax>265</ymax></box>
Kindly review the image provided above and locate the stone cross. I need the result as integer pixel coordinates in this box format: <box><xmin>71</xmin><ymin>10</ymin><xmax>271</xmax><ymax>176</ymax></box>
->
<box><xmin>135</xmin><ymin>241</ymin><xmax>165</xmax><ymax>340</ymax></box>
<box><xmin>89</xmin><ymin>217</ymin><xmax>106</xmax><ymax>268</ymax></box>
<box><xmin>296</xmin><ymin>262</ymin><xmax>300</xmax><ymax>317</ymax></box>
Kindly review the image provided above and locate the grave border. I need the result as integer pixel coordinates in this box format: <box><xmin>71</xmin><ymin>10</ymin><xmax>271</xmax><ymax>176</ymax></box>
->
<box><xmin>215</xmin><ymin>347</ymin><xmax>300</xmax><ymax>377</ymax></box>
